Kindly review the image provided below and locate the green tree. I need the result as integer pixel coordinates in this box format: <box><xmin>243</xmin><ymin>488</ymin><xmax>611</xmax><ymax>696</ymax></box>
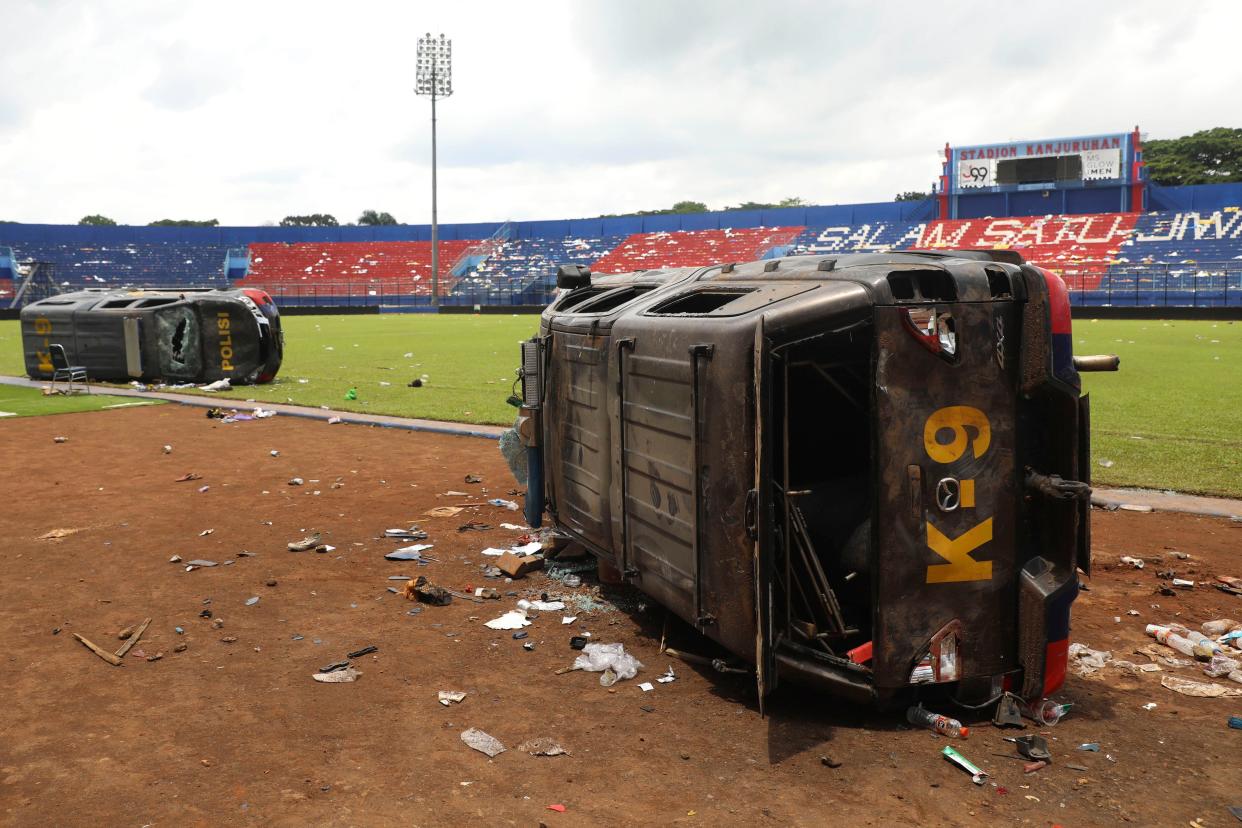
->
<box><xmin>280</xmin><ymin>214</ymin><xmax>339</xmax><ymax>227</ymax></box>
<box><xmin>148</xmin><ymin>218</ymin><xmax>220</xmax><ymax>227</ymax></box>
<box><xmin>357</xmin><ymin>210</ymin><xmax>399</xmax><ymax>226</ymax></box>
<box><xmin>895</xmin><ymin>191</ymin><xmax>929</xmax><ymax>202</ymax></box>
<box><xmin>79</xmin><ymin>214</ymin><xmax>117</xmax><ymax>226</ymax></box>
<box><xmin>669</xmin><ymin>200</ymin><xmax>708</xmax><ymax>213</ymax></box>
<box><xmin>1144</xmin><ymin>128</ymin><xmax>1242</xmax><ymax>186</ymax></box>
<box><xmin>777</xmin><ymin>196</ymin><xmax>806</xmax><ymax>208</ymax></box>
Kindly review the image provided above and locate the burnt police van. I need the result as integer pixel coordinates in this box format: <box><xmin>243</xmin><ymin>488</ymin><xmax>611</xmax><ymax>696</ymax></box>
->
<box><xmin>20</xmin><ymin>287</ymin><xmax>283</xmax><ymax>385</ymax></box>
<box><xmin>516</xmin><ymin>251</ymin><xmax>1116</xmax><ymax>708</ymax></box>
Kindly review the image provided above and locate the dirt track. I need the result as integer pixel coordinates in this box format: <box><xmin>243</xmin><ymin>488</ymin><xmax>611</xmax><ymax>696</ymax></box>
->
<box><xmin>1</xmin><ymin>405</ymin><xmax>1239</xmax><ymax>827</ymax></box>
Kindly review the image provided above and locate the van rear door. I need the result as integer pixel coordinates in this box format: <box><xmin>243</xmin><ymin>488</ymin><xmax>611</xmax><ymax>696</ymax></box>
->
<box><xmin>871</xmin><ymin>299</ymin><xmax>1020</xmax><ymax>690</ymax></box>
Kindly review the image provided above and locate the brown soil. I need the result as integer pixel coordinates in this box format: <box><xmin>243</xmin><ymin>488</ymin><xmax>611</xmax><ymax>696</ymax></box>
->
<box><xmin>1</xmin><ymin>405</ymin><xmax>1239</xmax><ymax>827</ymax></box>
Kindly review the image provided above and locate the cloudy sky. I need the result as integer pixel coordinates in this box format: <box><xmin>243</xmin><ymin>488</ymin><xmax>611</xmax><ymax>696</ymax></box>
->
<box><xmin>0</xmin><ymin>0</ymin><xmax>1236</xmax><ymax>227</ymax></box>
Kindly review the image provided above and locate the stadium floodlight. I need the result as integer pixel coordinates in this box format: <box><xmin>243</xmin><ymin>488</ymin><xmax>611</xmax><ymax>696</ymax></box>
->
<box><xmin>415</xmin><ymin>33</ymin><xmax>453</xmax><ymax>306</ymax></box>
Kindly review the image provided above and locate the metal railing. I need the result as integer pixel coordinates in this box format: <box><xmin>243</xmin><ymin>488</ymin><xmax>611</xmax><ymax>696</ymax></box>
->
<box><xmin>252</xmin><ymin>280</ymin><xmax>556</xmax><ymax>309</ymax></box>
<box><xmin>1049</xmin><ymin>261</ymin><xmax>1242</xmax><ymax>307</ymax></box>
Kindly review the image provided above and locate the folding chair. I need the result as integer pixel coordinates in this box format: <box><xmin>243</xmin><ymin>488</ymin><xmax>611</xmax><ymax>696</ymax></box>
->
<box><xmin>50</xmin><ymin>344</ymin><xmax>90</xmax><ymax>394</ymax></box>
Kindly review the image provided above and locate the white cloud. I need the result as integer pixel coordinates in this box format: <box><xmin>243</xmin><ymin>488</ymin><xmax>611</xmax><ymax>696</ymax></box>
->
<box><xmin>0</xmin><ymin>0</ymin><xmax>1237</xmax><ymax>226</ymax></box>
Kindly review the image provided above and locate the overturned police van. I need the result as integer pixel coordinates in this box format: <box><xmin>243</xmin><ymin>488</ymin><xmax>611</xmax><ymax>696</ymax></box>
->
<box><xmin>516</xmin><ymin>251</ymin><xmax>1118</xmax><ymax>708</ymax></box>
<box><xmin>20</xmin><ymin>287</ymin><xmax>283</xmax><ymax>385</ymax></box>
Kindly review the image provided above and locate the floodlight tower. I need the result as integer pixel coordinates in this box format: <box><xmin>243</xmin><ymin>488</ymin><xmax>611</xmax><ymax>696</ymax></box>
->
<box><xmin>416</xmin><ymin>33</ymin><xmax>452</xmax><ymax>306</ymax></box>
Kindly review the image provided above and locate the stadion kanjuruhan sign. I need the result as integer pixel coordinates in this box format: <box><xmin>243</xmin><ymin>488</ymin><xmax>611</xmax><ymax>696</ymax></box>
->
<box><xmin>953</xmin><ymin>132</ymin><xmax>1131</xmax><ymax>190</ymax></box>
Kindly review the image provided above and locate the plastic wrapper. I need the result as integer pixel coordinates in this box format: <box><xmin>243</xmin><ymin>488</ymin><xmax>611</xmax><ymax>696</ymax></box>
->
<box><xmin>573</xmin><ymin>642</ymin><xmax>643</xmax><ymax>684</ymax></box>
<box><xmin>1203</xmin><ymin>655</ymin><xmax>1240</xmax><ymax>678</ymax></box>
<box><xmin>498</xmin><ymin>425</ymin><xmax>528</xmax><ymax>486</ymax></box>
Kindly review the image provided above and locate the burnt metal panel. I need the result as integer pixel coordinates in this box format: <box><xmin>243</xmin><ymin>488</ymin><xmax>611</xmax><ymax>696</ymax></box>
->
<box><xmin>619</xmin><ymin>349</ymin><xmax>696</xmax><ymax>615</ymax></box>
<box><xmin>872</xmin><ymin>301</ymin><xmax>1020</xmax><ymax>687</ymax></box>
<box><xmin>545</xmin><ymin>331</ymin><xmax>614</xmax><ymax>554</ymax></box>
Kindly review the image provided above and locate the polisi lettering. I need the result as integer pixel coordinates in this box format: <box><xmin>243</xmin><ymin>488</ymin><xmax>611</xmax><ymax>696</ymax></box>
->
<box><xmin>218</xmin><ymin>312</ymin><xmax>234</xmax><ymax>371</ymax></box>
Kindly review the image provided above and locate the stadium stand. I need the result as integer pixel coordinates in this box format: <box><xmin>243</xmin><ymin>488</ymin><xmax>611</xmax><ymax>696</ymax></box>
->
<box><xmin>240</xmin><ymin>240</ymin><xmax>477</xmax><ymax>294</ymax></box>
<box><xmin>591</xmin><ymin>226</ymin><xmax>803</xmax><ymax>273</ymax></box>
<box><xmin>457</xmin><ymin>235</ymin><xmax>624</xmax><ymax>292</ymax></box>
<box><xmin>3</xmin><ymin>196</ymin><xmax>1241</xmax><ymax>307</ymax></box>
<box><xmin>2</xmin><ymin>241</ymin><xmax>229</xmax><ymax>288</ymax></box>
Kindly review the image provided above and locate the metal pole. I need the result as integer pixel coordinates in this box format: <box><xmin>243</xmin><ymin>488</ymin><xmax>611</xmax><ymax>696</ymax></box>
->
<box><xmin>430</xmin><ymin>74</ymin><xmax>439</xmax><ymax>307</ymax></box>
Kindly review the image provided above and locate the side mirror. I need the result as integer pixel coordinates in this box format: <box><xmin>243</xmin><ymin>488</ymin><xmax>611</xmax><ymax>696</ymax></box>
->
<box><xmin>556</xmin><ymin>264</ymin><xmax>591</xmax><ymax>290</ymax></box>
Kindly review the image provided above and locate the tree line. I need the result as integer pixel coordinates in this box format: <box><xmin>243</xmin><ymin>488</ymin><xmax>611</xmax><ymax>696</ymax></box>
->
<box><xmin>76</xmin><ymin>210</ymin><xmax>400</xmax><ymax>227</ymax></box>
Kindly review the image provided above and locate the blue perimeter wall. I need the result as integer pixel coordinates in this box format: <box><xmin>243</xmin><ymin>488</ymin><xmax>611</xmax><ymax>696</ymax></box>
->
<box><xmin>3</xmin><ymin>183</ymin><xmax>1240</xmax><ymax>246</ymax></box>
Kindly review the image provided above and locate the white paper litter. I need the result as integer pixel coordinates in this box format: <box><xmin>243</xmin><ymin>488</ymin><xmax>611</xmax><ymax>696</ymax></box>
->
<box><xmin>438</xmin><ymin>690</ymin><xmax>466</xmax><ymax>706</ymax></box>
<box><xmin>527</xmin><ymin>600</ymin><xmax>564</xmax><ymax>611</ymax></box>
<box><xmin>500</xmin><ymin>523</ymin><xmax>529</xmax><ymax>531</ymax></box>
<box><xmin>460</xmin><ymin>728</ymin><xmax>505</xmax><ymax>757</ymax></box>
<box><xmin>480</xmin><ymin>547</ymin><xmax>508</xmax><ymax>557</ymax></box>
<box><xmin>657</xmin><ymin>666</ymin><xmax>676</xmax><ymax>684</ymax></box>
<box><xmin>313</xmin><ymin>667</ymin><xmax>360</xmax><ymax>683</ymax></box>
<box><xmin>199</xmin><ymin>378</ymin><xmax>231</xmax><ymax>392</ymax></box>
<box><xmin>511</xmin><ymin>541</ymin><xmax>544</xmax><ymax>555</ymax></box>
<box><xmin>562</xmin><ymin>616</ymin><xmax>577</xmax><ymax>625</ymax></box>
<box><xmin>638</xmin><ymin>682</ymin><xmax>654</xmax><ymax>692</ymax></box>
<box><xmin>484</xmin><ymin>611</ymin><xmax>531</xmax><ymax>630</ymax></box>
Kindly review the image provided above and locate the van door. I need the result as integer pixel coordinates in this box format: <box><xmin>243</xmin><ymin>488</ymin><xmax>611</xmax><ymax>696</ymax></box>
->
<box><xmin>871</xmin><ymin>300</ymin><xmax>1020</xmax><ymax>689</ymax></box>
<box><xmin>617</xmin><ymin>339</ymin><xmax>701</xmax><ymax>620</ymax></box>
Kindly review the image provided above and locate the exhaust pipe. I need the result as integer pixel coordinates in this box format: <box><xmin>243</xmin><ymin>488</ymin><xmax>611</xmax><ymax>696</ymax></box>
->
<box><xmin>1073</xmin><ymin>354</ymin><xmax>1120</xmax><ymax>372</ymax></box>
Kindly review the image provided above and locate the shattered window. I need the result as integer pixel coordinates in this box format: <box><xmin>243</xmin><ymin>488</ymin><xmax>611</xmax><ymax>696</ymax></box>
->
<box><xmin>154</xmin><ymin>306</ymin><xmax>202</xmax><ymax>379</ymax></box>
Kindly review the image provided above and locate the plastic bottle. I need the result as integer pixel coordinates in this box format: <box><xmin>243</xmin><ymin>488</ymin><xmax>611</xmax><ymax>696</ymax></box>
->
<box><xmin>906</xmin><ymin>706</ymin><xmax>969</xmax><ymax>738</ymax></box>
<box><xmin>1185</xmin><ymin>630</ymin><xmax>1222</xmax><ymax>654</ymax></box>
<box><xmin>1164</xmin><ymin>633</ymin><xmax>1197</xmax><ymax>658</ymax></box>
<box><xmin>1022</xmin><ymin>698</ymin><xmax>1071</xmax><ymax>726</ymax></box>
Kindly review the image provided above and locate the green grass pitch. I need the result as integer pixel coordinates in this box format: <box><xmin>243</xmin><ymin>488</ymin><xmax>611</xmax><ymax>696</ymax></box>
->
<box><xmin>1</xmin><ymin>314</ymin><xmax>1238</xmax><ymax>496</ymax></box>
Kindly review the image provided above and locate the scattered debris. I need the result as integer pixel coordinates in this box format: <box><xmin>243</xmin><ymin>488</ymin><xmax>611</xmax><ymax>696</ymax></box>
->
<box><xmin>38</xmin><ymin>528</ymin><xmax>82</xmax><ymax>541</ymax></box>
<box><xmin>313</xmin><ymin>667</ymin><xmax>360</xmax><ymax>683</ymax></box>
<box><xmin>460</xmin><ymin>728</ymin><xmax>505</xmax><ymax>757</ymax></box>
<box><xmin>404</xmin><ymin>576</ymin><xmax>452</xmax><ymax>605</ymax></box>
<box><xmin>942</xmin><ymin>746</ymin><xmax>988</xmax><ymax>784</ymax></box>
<box><xmin>288</xmin><ymin>477</ymin><xmax>304</xmax><ymax>486</ymax></box>
<box><xmin>488</xmin><ymin>498</ymin><xmax>520</xmax><ymax>511</ymax></box>
<box><xmin>385</xmin><ymin>544</ymin><xmax>433</xmax><ymax>561</ymax></box>
<box><xmin>424</xmin><ymin>506</ymin><xmax>463</xmax><ymax>518</ymax></box>
<box><xmin>385</xmin><ymin>527</ymin><xmax>428</xmax><ymax>540</ymax></box>
<box><xmin>1120</xmin><ymin>555</ymin><xmax>1145</xmax><ymax>569</ymax></box>
<box><xmin>1068</xmin><ymin>643</ymin><xmax>1112</xmax><ymax>675</ymax></box>
<box><xmin>573</xmin><ymin>642</ymin><xmax>643</xmax><ymax>685</ymax></box>
<box><xmin>347</xmin><ymin>645</ymin><xmax>377</xmax><ymax>658</ymax></box>
<box><xmin>657</xmin><ymin>666</ymin><xmax>676</xmax><ymax>684</ymax></box>
<box><xmin>464</xmin><ymin>474</ymin><xmax>483</xmax><ymax>484</ymax></box>
<box><xmin>485</xmin><ymin>610</ymin><xmax>531</xmax><ymax>630</ymax></box>
<box><xmin>820</xmin><ymin>755</ymin><xmax>843</xmax><ymax>768</ymax></box>
<box><xmin>438</xmin><ymin>690</ymin><xmax>466</xmax><ymax>706</ymax></box>
<box><xmin>185</xmin><ymin>559</ymin><xmax>218</xmax><ymax>569</ymax></box>
<box><xmin>74</xmin><ymin>633</ymin><xmax>123</xmax><ymax>666</ymax></box>
<box><xmin>288</xmin><ymin>532</ymin><xmax>322</xmax><ymax>552</ymax></box>
<box><xmin>1162</xmin><ymin>674</ymin><xmax>1242</xmax><ymax>698</ymax></box>
<box><xmin>518</xmin><ymin>737</ymin><xmax>569</xmax><ymax>756</ymax></box>
<box><xmin>497</xmin><ymin>552</ymin><xmax>543</xmax><ymax>579</ymax></box>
